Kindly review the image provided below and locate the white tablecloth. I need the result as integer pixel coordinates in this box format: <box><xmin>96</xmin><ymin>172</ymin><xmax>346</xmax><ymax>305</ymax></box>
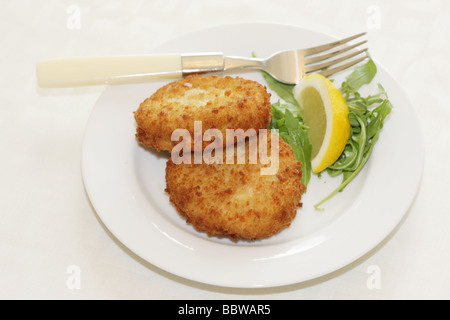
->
<box><xmin>1</xmin><ymin>0</ymin><xmax>449</xmax><ymax>300</ymax></box>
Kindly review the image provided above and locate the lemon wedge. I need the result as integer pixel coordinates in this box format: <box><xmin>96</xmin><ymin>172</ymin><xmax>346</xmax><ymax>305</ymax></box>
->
<box><xmin>293</xmin><ymin>73</ymin><xmax>350</xmax><ymax>173</ymax></box>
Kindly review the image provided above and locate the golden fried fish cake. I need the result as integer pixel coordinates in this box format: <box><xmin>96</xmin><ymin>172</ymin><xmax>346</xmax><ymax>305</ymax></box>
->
<box><xmin>134</xmin><ymin>75</ymin><xmax>272</xmax><ymax>152</ymax></box>
<box><xmin>165</xmin><ymin>131</ymin><xmax>305</xmax><ymax>241</ymax></box>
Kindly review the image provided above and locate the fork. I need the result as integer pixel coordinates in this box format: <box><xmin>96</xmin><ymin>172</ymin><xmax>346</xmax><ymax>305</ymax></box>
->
<box><xmin>36</xmin><ymin>33</ymin><xmax>368</xmax><ymax>88</ymax></box>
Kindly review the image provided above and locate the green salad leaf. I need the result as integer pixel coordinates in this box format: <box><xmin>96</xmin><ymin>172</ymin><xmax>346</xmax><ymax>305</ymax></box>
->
<box><xmin>261</xmin><ymin>71</ymin><xmax>301</xmax><ymax>109</ymax></box>
<box><xmin>261</xmin><ymin>57</ymin><xmax>392</xmax><ymax>210</ymax></box>
<box><xmin>269</xmin><ymin>101</ymin><xmax>312</xmax><ymax>187</ymax></box>
<box><xmin>342</xmin><ymin>57</ymin><xmax>377</xmax><ymax>91</ymax></box>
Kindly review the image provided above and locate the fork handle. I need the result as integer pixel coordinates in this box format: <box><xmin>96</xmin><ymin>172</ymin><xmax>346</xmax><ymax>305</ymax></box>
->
<box><xmin>36</xmin><ymin>53</ymin><xmax>228</xmax><ymax>88</ymax></box>
<box><xmin>36</xmin><ymin>54</ymin><xmax>184</xmax><ymax>87</ymax></box>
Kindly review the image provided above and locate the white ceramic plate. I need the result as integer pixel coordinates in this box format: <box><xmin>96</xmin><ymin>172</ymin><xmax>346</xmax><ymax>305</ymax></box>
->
<box><xmin>82</xmin><ymin>23</ymin><xmax>424</xmax><ymax>288</ymax></box>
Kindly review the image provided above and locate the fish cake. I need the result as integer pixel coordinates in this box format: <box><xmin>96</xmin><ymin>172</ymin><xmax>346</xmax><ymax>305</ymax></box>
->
<box><xmin>165</xmin><ymin>131</ymin><xmax>305</xmax><ymax>241</ymax></box>
<box><xmin>134</xmin><ymin>75</ymin><xmax>272</xmax><ymax>152</ymax></box>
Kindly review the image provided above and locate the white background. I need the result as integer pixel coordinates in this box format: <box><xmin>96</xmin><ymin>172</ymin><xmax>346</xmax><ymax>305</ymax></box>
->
<box><xmin>1</xmin><ymin>0</ymin><xmax>449</xmax><ymax>299</ymax></box>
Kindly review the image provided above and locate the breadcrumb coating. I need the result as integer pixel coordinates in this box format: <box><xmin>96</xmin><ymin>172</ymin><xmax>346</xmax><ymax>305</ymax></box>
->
<box><xmin>134</xmin><ymin>75</ymin><xmax>272</xmax><ymax>151</ymax></box>
<box><xmin>165</xmin><ymin>132</ymin><xmax>305</xmax><ymax>241</ymax></box>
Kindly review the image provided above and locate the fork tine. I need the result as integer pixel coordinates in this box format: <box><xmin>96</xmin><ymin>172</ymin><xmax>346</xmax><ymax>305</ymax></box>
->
<box><xmin>317</xmin><ymin>55</ymin><xmax>369</xmax><ymax>78</ymax></box>
<box><xmin>300</xmin><ymin>32</ymin><xmax>366</xmax><ymax>57</ymax></box>
<box><xmin>303</xmin><ymin>40</ymin><xmax>367</xmax><ymax>65</ymax></box>
<box><xmin>304</xmin><ymin>48</ymin><xmax>368</xmax><ymax>74</ymax></box>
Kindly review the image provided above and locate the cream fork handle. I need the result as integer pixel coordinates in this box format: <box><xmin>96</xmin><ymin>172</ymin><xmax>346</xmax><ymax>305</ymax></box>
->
<box><xmin>36</xmin><ymin>54</ymin><xmax>183</xmax><ymax>88</ymax></box>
